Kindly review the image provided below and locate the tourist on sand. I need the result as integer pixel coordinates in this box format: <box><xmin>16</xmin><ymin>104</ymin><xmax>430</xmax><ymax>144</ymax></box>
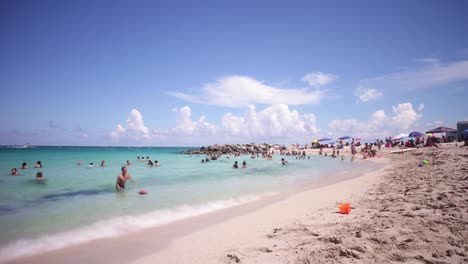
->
<box><xmin>233</xmin><ymin>161</ymin><xmax>239</xmax><ymax>169</ymax></box>
<box><xmin>35</xmin><ymin>171</ymin><xmax>46</xmax><ymax>182</ymax></box>
<box><xmin>21</xmin><ymin>162</ymin><xmax>28</xmax><ymax>169</ymax></box>
<box><xmin>116</xmin><ymin>166</ymin><xmax>136</xmax><ymax>191</ymax></box>
<box><xmin>35</xmin><ymin>161</ymin><xmax>42</xmax><ymax>168</ymax></box>
<box><xmin>11</xmin><ymin>168</ymin><xmax>20</xmax><ymax>176</ymax></box>
<box><xmin>101</xmin><ymin>160</ymin><xmax>106</xmax><ymax>167</ymax></box>
<box><xmin>242</xmin><ymin>161</ymin><xmax>247</xmax><ymax>168</ymax></box>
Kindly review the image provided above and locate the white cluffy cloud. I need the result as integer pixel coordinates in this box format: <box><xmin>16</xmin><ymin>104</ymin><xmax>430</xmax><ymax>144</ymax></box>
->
<box><xmin>111</xmin><ymin>109</ymin><xmax>150</xmax><ymax>139</ymax></box>
<box><xmin>329</xmin><ymin>102</ymin><xmax>422</xmax><ymax>138</ymax></box>
<box><xmin>416</xmin><ymin>57</ymin><xmax>439</xmax><ymax>64</ymax></box>
<box><xmin>222</xmin><ymin>104</ymin><xmax>319</xmax><ymax>139</ymax></box>
<box><xmin>302</xmin><ymin>72</ymin><xmax>338</xmax><ymax>87</ymax></box>
<box><xmin>355</xmin><ymin>86</ymin><xmax>383</xmax><ymax>102</ymax></box>
<box><xmin>110</xmin><ymin>105</ymin><xmax>320</xmax><ymax>143</ymax></box>
<box><xmin>167</xmin><ymin>73</ymin><xmax>334</xmax><ymax>108</ymax></box>
<box><xmin>359</xmin><ymin>59</ymin><xmax>468</xmax><ymax>91</ymax></box>
<box><xmin>170</xmin><ymin>106</ymin><xmax>216</xmax><ymax>137</ymax></box>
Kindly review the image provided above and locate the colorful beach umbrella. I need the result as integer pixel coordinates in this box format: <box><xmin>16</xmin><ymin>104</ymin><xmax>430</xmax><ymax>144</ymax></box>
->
<box><xmin>338</xmin><ymin>136</ymin><xmax>351</xmax><ymax>140</ymax></box>
<box><xmin>312</xmin><ymin>139</ymin><xmax>319</xmax><ymax>143</ymax></box>
<box><xmin>318</xmin><ymin>137</ymin><xmax>332</xmax><ymax>142</ymax></box>
<box><xmin>354</xmin><ymin>138</ymin><xmax>362</xmax><ymax>141</ymax></box>
<box><xmin>408</xmin><ymin>131</ymin><xmax>424</xmax><ymax>137</ymax></box>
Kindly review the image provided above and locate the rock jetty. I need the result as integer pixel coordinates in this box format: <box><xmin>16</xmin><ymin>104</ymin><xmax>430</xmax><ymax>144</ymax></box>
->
<box><xmin>181</xmin><ymin>143</ymin><xmax>286</xmax><ymax>155</ymax></box>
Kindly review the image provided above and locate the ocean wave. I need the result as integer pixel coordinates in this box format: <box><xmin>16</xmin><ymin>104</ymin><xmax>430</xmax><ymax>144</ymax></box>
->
<box><xmin>0</xmin><ymin>193</ymin><xmax>275</xmax><ymax>262</ymax></box>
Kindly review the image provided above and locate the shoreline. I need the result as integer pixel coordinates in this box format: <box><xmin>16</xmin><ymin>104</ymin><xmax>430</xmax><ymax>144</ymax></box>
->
<box><xmin>5</xmin><ymin>156</ymin><xmax>391</xmax><ymax>264</ymax></box>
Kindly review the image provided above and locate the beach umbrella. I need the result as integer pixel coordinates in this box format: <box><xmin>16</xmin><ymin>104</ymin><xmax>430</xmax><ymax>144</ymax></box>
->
<box><xmin>318</xmin><ymin>137</ymin><xmax>332</xmax><ymax>142</ymax></box>
<box><xmin>425</xmin><ymin>133</ymin><xmax>433</xmax><ymax>137</ymax></box>
<box><xmin>408</xmin><ymin>131</ymin><xmax>424</xmax><ymax>138</ymax></box>
<box><xmin>312</xmin><ymin>139</ymin><xmax>319</xmax><ymax>143</ymax></box>
<box><xmin>355</xmin><ymin>138</ymin><xmax>362</xmax><ymax>141</ymax></box>
<box><xmin>329</xmin><ymin>141</ymin><xmax>335</xmax><ymax>145</ymax></box>
<box><xmin>338</xmin><ymin>136</ymin><xmax>351</xmax><ymax>140</ymax></box>
<box><xmin>425</xmin><ymin>126</ymin><xmax>456</xmax><ymax>134</ymax></box>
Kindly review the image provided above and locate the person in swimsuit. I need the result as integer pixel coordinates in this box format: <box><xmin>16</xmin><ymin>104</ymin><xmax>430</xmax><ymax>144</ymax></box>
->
<box><xmin>11</xmin><ymin>168</ymin><xmax>20</xmax><ymax>176</ymax></box>
<box><xmin>21</xmin><ymin>162</ymin><xmax>28</xmax><ymax>169</ymax></box>
<box><xmin>35</xmin><ymin>161</ymin><xmax>42</xmax><ymax>168</ymax></box>
<box><xmin>116</xmin><ymin>166</ymin><xmax>136</xmax><ymax>191</ymax></box>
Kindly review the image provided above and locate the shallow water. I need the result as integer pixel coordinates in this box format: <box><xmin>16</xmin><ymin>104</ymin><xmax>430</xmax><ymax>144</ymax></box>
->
<box><xmin>0</xmin><ymin>146</ymin><xmax>367</xmax><ymax>261</ymax></box>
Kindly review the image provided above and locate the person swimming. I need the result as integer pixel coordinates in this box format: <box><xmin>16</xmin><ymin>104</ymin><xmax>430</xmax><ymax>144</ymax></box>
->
<box><xmin>11</xmin><ymin>168</ymin><xmax>20</xmax><ymax>176</ymax></box>
<box><xmin>21</xmin><ymin>162</ymin><xmax>28</xmax><ymax>169</ymax></box>
<box><xmin>116</xmin><ymin>166</ymin><xmax>136</xmax><ymax>191</ymax></box>
<box><xmin>233</xmin><ymin>161</ymin><xmax>239</xmax><ymax>169</ymax></box>
<box><xmin>126</xmin><ymin>160</ymin><xmax>131</xmax><ymax>166</ymax></box>
<box><xmin>35</xmin><ymin>161</ymin><xmax>42</xmax><ymax>168</ymax></box>
<box><xmin>201</xmin><ymin>159</ymin><xmax>205</xmax><ymax>163</ymax></box>
<box><xmin>154</xmin><ymin>160</ymin><xmax>160</xmax><ymax>166</ymax></box>
<box><xmin>101</xmin><ymin>160</ymin><xmax>106</xmax><ymax>167</ymax></box>
<box><xmin>77</xmin><ymin>160</ymin><xmax>83</xmax><ymax>166</ymax></box>
<box><xmin>281</xmin><ymin>158</ymin><xmax>288</xmax><ymax>165</ymax></box>
<box><xmin>242</xmin><ymin>161</ymin><xmax>247</xmax><ymax>168</ymax></box>
<box><xmin>35</xmin><ymin>171</ymin><xmax>46</xmax><ymax>182</ymax></box>
<box><xmin>88</xmin><ymin>162</ymin><xmax>94</xmax><ymax>168</ymax></box>
<box><xmin>147</xmin><ymin>160</ymin><xmax>154</xmax><ymax>166</ymax></box>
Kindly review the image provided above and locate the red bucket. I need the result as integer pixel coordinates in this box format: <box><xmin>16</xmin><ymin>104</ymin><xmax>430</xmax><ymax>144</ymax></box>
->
<box><xmin>338</xmin><ymin>203</ymin><xmax>351</xmax><ymax>214</ymax></box>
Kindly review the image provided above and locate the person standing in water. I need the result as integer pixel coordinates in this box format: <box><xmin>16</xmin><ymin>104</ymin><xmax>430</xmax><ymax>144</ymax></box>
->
<box><xmin>116</xmin><ymin>166</ymin><xmax>136</xmax><ymax>191</ymax></box>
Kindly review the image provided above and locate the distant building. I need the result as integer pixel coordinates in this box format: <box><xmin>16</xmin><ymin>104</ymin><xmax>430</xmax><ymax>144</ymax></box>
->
<box><xmin>457</xmin><ymin>121</ymin><xmax>468</xmax><ymax>141</ymax></box>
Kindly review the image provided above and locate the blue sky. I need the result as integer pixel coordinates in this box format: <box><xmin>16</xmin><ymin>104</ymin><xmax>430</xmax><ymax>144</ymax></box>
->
<box><xmin>1</xmin><ymin>0</ymin><xmax>467</xmax><ymax>146</ymax></box>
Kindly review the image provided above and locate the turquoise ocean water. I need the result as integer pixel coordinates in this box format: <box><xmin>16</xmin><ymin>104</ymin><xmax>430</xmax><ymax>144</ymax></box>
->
<box><xmin>0</xmin><ymin>146</ymin><xmax>371</xmax><ymax>261</ymax></box>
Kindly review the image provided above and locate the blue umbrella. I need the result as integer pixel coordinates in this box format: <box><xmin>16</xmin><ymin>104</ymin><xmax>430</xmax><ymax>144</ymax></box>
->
<box><xmin>318</xmin><ymin>137</ymin><xmax>332</xmax><ymax>142</ymax></box>
<box><xmin>408</xmin><ymin>131</ymin><xmax>424</xmax><ymax>137</ymax></box>
<box><xmin>328</xmin><ymin>141</ymin><xmax>335</xmax><ymax>145</ymax></box>
<box><xmin>338</xmin><ymin>136</ymin><xmax>351</xmax><ymax>140</ymax></box>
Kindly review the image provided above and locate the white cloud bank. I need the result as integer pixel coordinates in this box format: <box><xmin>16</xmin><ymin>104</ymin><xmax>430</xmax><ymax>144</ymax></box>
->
<box><xmin>329</xmin><ymin>102</ymin><xmax>422</xmax><ymax>138</ymax></box>
<box><xmin>111</xmin><ymin>102</ymin><xmax>425</xmax><ymax>145</ymax></box>
<box><xmin>167</xmin><ymin>72</ymin><xmax>337</xmax><ymax>108</ymax></box>
<box><xmin>111</xmin><ymin>105</ymin><xmax>320</xmax><ymax>143</ymax></box>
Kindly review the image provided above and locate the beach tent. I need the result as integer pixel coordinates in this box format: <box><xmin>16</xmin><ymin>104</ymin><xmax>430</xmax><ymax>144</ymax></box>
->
<box><xmin>318</xmin><ymin>137</ymin><xmax>332</xmax><ymax>142</ymax></box>
<box><xmin>425</xmin><ymin>126</ymin><xmax>456</xmax><ymax>134</ymax></box>
<box><xmin>338</xmin><ymin>136</ymin><xmax>351</xmax><ymax>140</ymax></box>
<box><xmin>408</xmin><ymin>131</ymin><xmax>424</xmax><ymax>137</ymax></box>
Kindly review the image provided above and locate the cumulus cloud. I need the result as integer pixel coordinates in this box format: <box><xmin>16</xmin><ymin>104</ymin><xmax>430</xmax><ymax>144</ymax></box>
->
<box><xmin>171</xmin><ymin>106</ymin><xmax>216</xmax><ymax>137</ymax></box>
<box><xmin>222</xmin><ymin>104</ymin><xmax>319</xmax><ymax>139</ymax></box>
<box><xmin>359</xmin><ymin>59</ymin><xmax>468</xmax><ymax>92</ymax></box>
<box><xmin>328</xmin><ymin>102</ymin><xmax>422</xmax><ymax>138</ymax></box>
<box><xmin>355</xmin><ymin>87</ymin><xmax>383</xmax><ymax>102</ymax></box>
<box><xmin>110</xmin><ymin>105</ymin><xmax>320</xmax><ymax>143</ymax></box>
<box><xmin>111</xmin><ymin>109</ymin><xmax>149</xmax><ymax>139</ymax></box>
<box><xmin>302</xmin><ymin>72</ymin><xmax>338</xmax><ymax>87</ymax></box>
<box><xmin>167</xmin><ymin>75</ymin><xmax>325</xmax><ymax>108</ymax></box>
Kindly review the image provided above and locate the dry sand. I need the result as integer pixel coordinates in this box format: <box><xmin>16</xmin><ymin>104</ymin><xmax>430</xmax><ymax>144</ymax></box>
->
<box><xmin>132</xmin><ymin>145</ymin><xmax>467</xmax><ymax>264</ymax></box>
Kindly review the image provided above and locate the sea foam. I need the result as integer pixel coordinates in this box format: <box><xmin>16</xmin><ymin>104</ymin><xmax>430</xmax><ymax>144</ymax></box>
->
<box><xmin>0</xmin><ymin>193</ymin><xmax>274</xmax><ymax>262</ymax></box>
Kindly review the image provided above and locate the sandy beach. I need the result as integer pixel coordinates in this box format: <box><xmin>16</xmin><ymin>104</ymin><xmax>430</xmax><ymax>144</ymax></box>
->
<box><xmin>5</xmin><ymin>144</ymin><xmax>467</xmax><ymax>264</ymax></box>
